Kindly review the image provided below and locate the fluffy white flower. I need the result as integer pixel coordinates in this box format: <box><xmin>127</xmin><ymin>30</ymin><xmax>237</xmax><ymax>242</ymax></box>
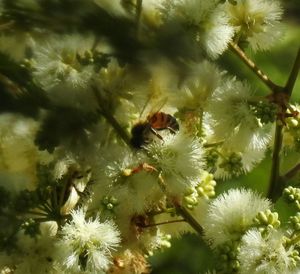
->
<box><xmin>203</xmin><ymin>6</ymin><xmax>235</xmax><ymax>58</ymax></box>
<box><xmin>226</xmin><ymin>0</ymin><xmax>283</xmax><ymax>51</ymax></box>
<box><xmin>171</xmin><ymin>60</ymin><xmax>223</xmax><ymax>111</ymax></box>
<box><xmin>160</xmin><ymin>0</ymin><xmax>234</xmax><ymax>57</ymax></box>
<box><xmin>146</xmin><ymin>131</ymin><xmax>205</xmax><ymax>194</ymax></box>
<box><xmin>203</xmin><ymin>188</ymin><xmax>271</xmax><ymax>246</ymax></box>
<box><xmin>32</xmin><ymin>34</ymin><xmax>97</xmax><ymax>110</ymax></box>
<box><xmin>94</xmin><ymin>145</ymin><xmax>162</xmax><ymax>214</ymax></box>
<box><xmin>239</xmin><ymin>229</ymin><xmax>297</xmax><ymax>274</ymax></box>
<box><xmin>206</xmin><ymin>77</ymin><xmax>271</xmax><ymax>150</ymax></box>
<box><xmin>57</xmin><ymin>208</ymin><xmax>120</xmax><ymax>273</ymax></box>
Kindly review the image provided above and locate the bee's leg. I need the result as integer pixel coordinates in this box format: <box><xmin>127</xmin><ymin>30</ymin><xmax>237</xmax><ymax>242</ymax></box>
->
<box><xmin>150</xmin><ymin>127</ymin><xmax>164</xmax><ymax>141</ymax></box>
<box><xmin>167</xmin><ymin>127</ymin><xmax>177</xmax><ymax>134</ymax></box>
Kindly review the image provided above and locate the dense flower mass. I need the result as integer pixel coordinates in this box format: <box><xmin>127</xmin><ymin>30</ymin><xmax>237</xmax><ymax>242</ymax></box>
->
<box><xmin>0</xmin><ymin>0</ymin><xmax>299</xmax><ymax>273</ymax></box>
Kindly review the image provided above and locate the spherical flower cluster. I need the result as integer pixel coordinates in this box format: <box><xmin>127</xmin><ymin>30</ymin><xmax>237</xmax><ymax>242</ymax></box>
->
<box><xmin>202</xmin><ymin>188</ymin><xmax>271</xmax><ymax>246</ymax></box>
<box><xmin>171</xmin><ymin>60</ymin><xmax>223</xmax><ymax>111</ymax></box>
<box><xmin>205</xmin><ymin>77</ymin><xmax>271</xmax><ymax>178</ymax></box>
<box><xmin>146</xmin><ymin>131</ymin><xmax>205</xmax><ymax>194</ymax></box>
<box><xmin>160</xmin><ymin>0</ymin><xmax>234</xmax><ymax>58</ymax></box>
<box><xmin>56</xmin><ymin>208</ymin><xmax>121</xmax><ymax>272</ymax></box>
<box><xmin>226</xmin><ymin>0</ymin><xmax>283</xmax><ymax>51</ymax></box>
<box><xmin>238</xmin><ymin>229</ymin><xmax>297</xmax><ymax>274</ymax></box>
<box><xmin>32</xmin><ymin>34</ymin><xmax>97</xmax><ymax>110</ymax></box>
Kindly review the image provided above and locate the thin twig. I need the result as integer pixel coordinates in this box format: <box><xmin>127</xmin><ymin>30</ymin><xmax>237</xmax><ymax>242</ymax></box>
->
<box><xmin>142</xmin><ymin>219</ymin><xmax>185</xmax><ymax>228</ymax></box>
<box><xmin>282</xmin><ymin>162</ymin><xmax>300</xmax><ymax>181</ymax></box>
<box><xmin>173</xmin><ymin>202</ymin><xmax>203</xmax><ymax>236</ymax></box>
<box><xmin>157</xmin><ymin>174</ymin><xmax>203</xmax><ymax>236</ymax></box>
<box><xmin>284</xmin><ymin>47</ymin><xmax>300</xmax><ymax>96</ymax></box>
<box><xmin>229</xmin><ymin>42</ymin><xmax>282</xmax><ymax>92</ymax></box>
<box><xmin>92</xmin><ymin>86</ymin><xmax>132</xmax><ymax>147</ymax></box>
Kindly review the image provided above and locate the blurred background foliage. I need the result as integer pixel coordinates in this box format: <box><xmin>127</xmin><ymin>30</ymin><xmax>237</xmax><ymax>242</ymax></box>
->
<box><xmin>150</xmin><ymin>1</ymin><xmax>300</xmax><ymax>273</ymax></box>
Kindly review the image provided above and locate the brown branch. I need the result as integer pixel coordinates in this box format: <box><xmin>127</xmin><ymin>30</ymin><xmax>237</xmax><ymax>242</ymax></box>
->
<box><xmin>142</xmin><ymin>219</ymin><xmax>185</xmax><ymax>228</ymax></box>
<box><xmin>282</xmin><ymin>162</ymin><xmax>300</xmax><ymax>181</ymax></box>
<box><xmin>174</xmin><ymin>201</ymin><xmax>203</xmax><ymax>236</ymax></box>
<box><xmin>92</xmin><ymin>86</ymin><xmax>132</xmax><ymax>147</ymax></box>
<box><xmin>156</xmin><ymin>174</ymin><xmax>204</xmax><ymax>236</ymax></box>
<box><xmin>229</xmin><ymin>42</ymin><xmax>282</xmax><ymax>92</ymax></box>
<box><xmin>284</xmin><ymin>47</ymin><xmax>300</xmax><ymax>96</ymax></box>
<box><xmin>267</xmin><ymin>124</ymin><xmax>283</xmax><ymax>201</ymax></box>
<box><xmin>267</xmin><ymin>47</ymin><xmax>300</xmax><ymax>201</ymax></box>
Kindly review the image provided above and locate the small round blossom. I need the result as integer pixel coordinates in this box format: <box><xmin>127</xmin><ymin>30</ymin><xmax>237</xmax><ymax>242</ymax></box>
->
<box><xmin>171</xmin><ymin>60</ymin><xmax>223</xmax><ymax>111</ymax></box>
<box><xmin>226</xmin><ymin>0</ymin><xmax>283</xmax><ymax>51</ymax></box>
<box><xmin>145</xmin><ymin>131</ymin><xmax>205</xmax><ymax>194</ymax></box>
<box><xmin>206</xmin><ymin>77</ymin><xmax>271</xmax><ymax>150</ymax></box>
<box><xmin>56</xmin><ymin>208</ymin><xmax>121</xmax><ymax>272</ymax></box>
<box><xmin>160</xmin><ymin>0</ymin><xmax>234</xmax><ymax>57</ymax></box>
<box><xmin>238</xmin><ymin>229</ymin><xmax>297</xmax><ymax>274</ymax></box>
<box><xmin>203</xmin><ymin>188</ymin><xmax>271</xmax><ymax>246</ymax></box>
<box><xmin>32</xmin><ymin>34</ymin><xmax>97</xmax><ymax>110</ymax></box>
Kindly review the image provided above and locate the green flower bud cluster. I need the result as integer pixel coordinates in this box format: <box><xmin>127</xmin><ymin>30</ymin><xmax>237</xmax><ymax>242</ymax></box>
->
<box><xmin>206</xmin><ymin>149</ymin><xmax>219</xmax><ymax>169</ymax></box>
<box><xmin>21</xmin><ymin>218</ymin><xmax>40</xmax><ymax>237</ymax></box>
<box><xmin>196</xmin><ymin>171</ymin><xmax>216</xmax><ymax>199</ymax></box>
<box><xmin>251</xmin><ymin>100</ymin><xmax>278</xmax><ymax>124</ymax></box>
<box><xmin>253</xmin><ymin>209</ymin><xmax>280</xmax><ymax>233</ymax></box>
<box><xmin>281</xmin><ymin>240</ymin><xmax>300</xmax><ymax>268</ymax></box>
<box><xmin>283</xmin><ymin>108</ymin><xmax>300</xmax><ymax>152</ymax></box>
<box><xmin>217</xmin><ymin>241</ymin><xmax>240</xmax><ymax>273</ymax></box>
<box><xmin>289</xmin><ymin>250</ymin><xmax>300</xmax><ymax>268</ymax></box>
<box><xmin>147</xmin><ymin>234</ymin><xmax>172</xmax><ymax>257</ymax></box>
<box><xmin>283</xmin><ymin>186</ymin><xmax>300</xmax><ymax>209</ymax></box>
<box><xmin>183</xmin><ymin>187</ymin><xmax>199</xmax><ymax>210</ymax></box>
<box><xmin>219</xmin><ymin>152</ymin><xmax>243</xmax><ymax>175</ymax></box>
<box><xmin>290</xmin><ymin>213</ymin><xmax>300</xmax><ymax>231</ymax></box>
<box><xmin>101</xmin><ymin>195</ymin><xmax>119</xmax><ymax>212</ymax></box>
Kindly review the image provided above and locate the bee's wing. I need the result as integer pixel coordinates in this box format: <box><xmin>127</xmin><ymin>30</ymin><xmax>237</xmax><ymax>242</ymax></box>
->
<box><xmin>139</xmin><ymin>95</ymin><xmax>168</xmax><ymax>119</ymax></box>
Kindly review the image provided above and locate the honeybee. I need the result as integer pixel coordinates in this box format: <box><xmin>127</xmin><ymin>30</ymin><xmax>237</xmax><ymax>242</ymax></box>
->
<box><xmin>130</xmin><ymin>112</ymin><xmax>179</xmax><ymax>148</ymax></box>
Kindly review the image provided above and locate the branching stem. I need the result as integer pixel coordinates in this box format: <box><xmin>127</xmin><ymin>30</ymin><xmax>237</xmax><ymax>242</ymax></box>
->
<box><xmin>157</xmin><ymin>174</ymin><xmax>203</xmax><ymax>236</ymax></box>
<box><xmin>267</xmin><ymin>47</ymin><xmax>300</xmax><ymax>201</ymax></box>
<box><xmin>229</xmin><ymin>42</ymin><xmax>282</xmax><ymax>92</ymax></box>
<box><xmin>229</xmin><ymin>42</ymin><xmax>300</xmax><ymax>201</ymax></box>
